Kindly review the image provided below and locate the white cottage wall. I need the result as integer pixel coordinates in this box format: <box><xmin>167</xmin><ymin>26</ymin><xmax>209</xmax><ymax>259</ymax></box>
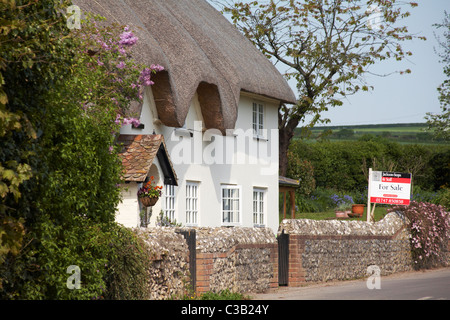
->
<box><xmin>116</xmin><ymin>161</ymin><xmax>165</xmax><ymax>228</ymax></box>
<box><xmin>116</xmin><ymin>183</ymin><xmax>140</xmax><ymax>228</ymax></box>
<box><xmin>119</xmin><ymin>88</ymin><xmax>280</xmax><ymax>233</ymax></box>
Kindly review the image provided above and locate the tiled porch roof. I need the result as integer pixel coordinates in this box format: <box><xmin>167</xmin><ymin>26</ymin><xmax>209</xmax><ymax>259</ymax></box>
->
<box><xmin>118</xmin><ymin>134</ymin><xmax>177</xmax><ymax>184</ymax></box>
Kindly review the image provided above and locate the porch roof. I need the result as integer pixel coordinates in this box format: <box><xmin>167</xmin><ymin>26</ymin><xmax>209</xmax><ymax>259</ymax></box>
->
<box><xmin>279</xmin><ymin>176</ymin><xmax>300</xmax><ymax>188</ymax></box>
<box><xmin>118</xmin><ymin>134</ymin><xmax>177</xmax><ymax>185</ymax></box>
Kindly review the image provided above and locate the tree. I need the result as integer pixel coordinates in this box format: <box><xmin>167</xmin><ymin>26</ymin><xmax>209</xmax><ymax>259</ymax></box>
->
<box><xmin>426</xmin><ymin>11</ymin><xmax>450</xmax><ymax>141</ymax></box>
<box><xmin>213</xmin><ymin>0</ymin><xmax>424</xmax><ymax>175</ymax></box>
<box><xmin>0</xmin><ymin>1</ymin><xmax>162</xmax><ymax>298</ymax></box>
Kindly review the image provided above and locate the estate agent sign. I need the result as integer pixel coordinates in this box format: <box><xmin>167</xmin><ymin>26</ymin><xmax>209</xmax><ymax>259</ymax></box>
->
<box><xmin>367</xmin><ymin>168</ymin><xmax>412</xmax><ymax>222</ymax></box>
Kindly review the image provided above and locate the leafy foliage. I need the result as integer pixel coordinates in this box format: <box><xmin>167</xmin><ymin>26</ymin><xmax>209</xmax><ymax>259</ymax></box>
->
<box><xmin>288</xmin><ymin>138</ymin><xmax>449</xmax><ymax>193</ymax></box>
<box><xmin>104</xmin><ymin>225</ymin><xmax>153</xmax><ymax>300</ymax></box>
<box><xmin>426</xmin><ymin>11</ymin><xmax>450</xmax><ymax>141</ymax></box>
<box><xmin>215</xmin><ymin>0</ymin><xmax>423</xmax><ymax>174</ymax></box>
<box><xmin>0</xmin><ymin>1</ymin><xmax>162</xmax><ymax>299</ymax></box>
<box><xmin>286</xmin><ymin>150</ymin><xmax>315</xmax><ymax>196</ymax></box>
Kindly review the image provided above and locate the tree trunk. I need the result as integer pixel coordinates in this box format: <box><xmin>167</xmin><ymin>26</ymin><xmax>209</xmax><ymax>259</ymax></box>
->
<box><xmin>279</xmin><ymin>127</ymin><xmax>291</xmax><ymax>177</ymax></box>
<box><xmin>278</xmin><ymin>104</ymin><xmax>307</xmax><ymax>177</ymax></box>
<box><xmin>279</xmin><ymin>119</ymin><xmax>299</xmax><ymax>177</ymax></box>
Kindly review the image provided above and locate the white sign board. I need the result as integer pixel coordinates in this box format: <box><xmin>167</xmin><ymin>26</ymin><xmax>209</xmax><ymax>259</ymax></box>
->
<box><xmin>369</xmin><ymin>170</ymin><xmax>412</xmax><ymax>205</ymax></box>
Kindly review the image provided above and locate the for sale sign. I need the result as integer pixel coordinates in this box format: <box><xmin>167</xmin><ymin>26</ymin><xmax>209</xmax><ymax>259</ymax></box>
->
<box><xmin>369</xmin><ymin>171</ymin><xmax>412</xmax><ymax>205</ymax></box>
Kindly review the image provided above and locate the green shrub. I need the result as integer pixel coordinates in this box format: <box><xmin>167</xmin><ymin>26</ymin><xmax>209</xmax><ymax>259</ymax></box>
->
<box><xmin>104</xmin><ymin>225</ymin><xmax>152</xmax><ymax>300</ymax></box>
<box><xmin>178</xmin><ymin>289</ymin><xmax>249</xmax><ymax>300</ymax></box>
<box><xmin>199</xmin><ymin>289</ymin><xmax>249</xmax><ymax>300</ymax></box>
<box><xmin>0</xmin><ymin>2</ymin><xmax>154</xmax><ymax>299</ymax></box>
<box><xmin>289</xmin><ymin>139</ymin><xmax>449</xmax><ymax>193</ymax></box>
<box><xmin>287</xmin><ymin>150</ymin><xmax>316</xmax><ymax>196</ymax></box>
<box><xmin>435</xmin><ymin>188</ymin><xmax>450</xmax><ymax>210</ymax></box>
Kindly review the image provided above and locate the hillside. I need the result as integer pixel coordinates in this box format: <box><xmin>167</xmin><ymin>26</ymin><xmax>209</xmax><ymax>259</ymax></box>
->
<box><xmin>295</xmin><ymin>123</ymin><xmax>446</xmax><ymax>144</ymax></box>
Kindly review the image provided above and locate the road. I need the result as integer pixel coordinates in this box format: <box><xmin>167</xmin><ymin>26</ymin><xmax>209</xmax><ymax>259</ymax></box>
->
<box><xmin>252</xmin><ymin>268</ymin><xmax>450</xmax><ymax>300</ymax></box>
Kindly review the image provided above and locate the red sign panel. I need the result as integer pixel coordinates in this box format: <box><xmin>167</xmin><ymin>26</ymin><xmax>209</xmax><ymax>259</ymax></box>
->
<box><xmin>369</xmin><ymin>171</ymin><xmax>412</xmax><ymax>206</ymax></box>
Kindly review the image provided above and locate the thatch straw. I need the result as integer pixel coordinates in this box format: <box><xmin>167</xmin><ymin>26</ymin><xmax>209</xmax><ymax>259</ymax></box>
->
<box><xmin>74</xmin><ymin>0</ymin><xmax>297</xmax><ymax>131</ymax></box>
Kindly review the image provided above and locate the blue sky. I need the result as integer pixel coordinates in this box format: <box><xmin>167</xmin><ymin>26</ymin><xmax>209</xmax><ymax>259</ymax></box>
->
<box><xmin>315</xmin><ymin>0</ymin><xmax>449</xmax><ymax>126</ymax></box>
<box><xmin>211</xmin><ymin>0</ymin><xmax>449</xmax><ymax>126</ymax></box>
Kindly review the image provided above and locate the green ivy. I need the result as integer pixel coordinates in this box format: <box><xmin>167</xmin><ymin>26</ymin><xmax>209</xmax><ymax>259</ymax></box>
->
<box><xmin>0</xmin><ymin>0</ymin><xmax>152</xmax><ymax>299</ymax></box>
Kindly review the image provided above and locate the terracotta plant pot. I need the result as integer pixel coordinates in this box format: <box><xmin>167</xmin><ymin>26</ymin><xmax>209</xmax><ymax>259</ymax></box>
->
<box><xmin>140</xmin><ymin>196</ymin><xmax>159</xmax><ymax>207</ymax></box>
<box><xmin>352</xmin><ymin>204</ymin><xmax>365</xmax><ymax>217</ymax></box>
<box><xmin>335</xmin><ymin>210</ymin><xmax>348</xmax><ymax>218</ymax></box>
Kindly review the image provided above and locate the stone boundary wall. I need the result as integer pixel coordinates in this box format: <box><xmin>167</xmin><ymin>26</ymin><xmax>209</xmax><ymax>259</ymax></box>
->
<box><xmin>134</xmin><ymin>213</ymin><xmax>449</xmax><ymax>298</ymax></box>
<box><xmin>135</xmin><ymin>226</ymin><xmax>278</xmax><ymax>299</ymax></box>
<box><xmin>135</xmin><ymin>228</ymin><xmax>190</xmax><ymax>300</ymax></box>
<box><xmin>195</xmin><ymin>227</ymin><xmax>278</xmax><ymax>294</ymax></box>
<box><xmin>278</xmin><ymin>212</ymin><xmax>415</xmax><ymax>286</ymax></box>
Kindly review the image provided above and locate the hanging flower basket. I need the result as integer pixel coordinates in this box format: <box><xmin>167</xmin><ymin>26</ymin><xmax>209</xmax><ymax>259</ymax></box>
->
<box><xmin>140</xmin><ymin>196</ymin><xmax>159</xmax><ymax>207</ymax></box>
<box><xmin>137</xmin><ymin>176</ymin><xmax>163</xmax><ymax>207</ymax></box>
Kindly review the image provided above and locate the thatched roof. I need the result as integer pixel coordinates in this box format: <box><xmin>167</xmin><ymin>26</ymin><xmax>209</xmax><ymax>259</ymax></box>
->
<box><xmin>73</xmin><ymin>0</ymin><xmax>297</xmax><ymax>132</ymax></box>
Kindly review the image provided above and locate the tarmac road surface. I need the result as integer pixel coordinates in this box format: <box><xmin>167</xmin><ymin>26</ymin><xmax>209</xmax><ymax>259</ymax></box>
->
<box><xmin>252</xmin><ymin>268</ymin><xmax>450</xmax><ymax>300</ymax></box>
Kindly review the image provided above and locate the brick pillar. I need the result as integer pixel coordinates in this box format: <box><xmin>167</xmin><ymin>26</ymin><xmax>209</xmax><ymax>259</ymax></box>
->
<box><xmin>270</xmin><ymin>243</ymin><xmax>279</xmax><ymax>289</ymax></box>
<box><xmin>196</xmin><ymin>253</ymin><xmax>214</xmax><ymax>294</ymax></box>
<box><xmin>288</xmin><ymin>235</ymin><xmax>306</xmax><ymax>286</ymax></box>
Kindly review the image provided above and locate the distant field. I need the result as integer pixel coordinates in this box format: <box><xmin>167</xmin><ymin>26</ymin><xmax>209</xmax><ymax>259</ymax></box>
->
<box><xmin>296</xmin><ymin>123</ymin><xmax>446</xmax><ymax>144</ymax></box>
<box><xmin>352</xmin><ymin>126</ymin><xmax>425</xmax><ymax>132</ymax></box>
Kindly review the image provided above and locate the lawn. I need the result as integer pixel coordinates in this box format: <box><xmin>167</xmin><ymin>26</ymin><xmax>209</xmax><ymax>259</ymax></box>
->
<box><xmin>281</xmin><ymin>206</ymin><xmax>389</xmax><ymax>222</ymax></box>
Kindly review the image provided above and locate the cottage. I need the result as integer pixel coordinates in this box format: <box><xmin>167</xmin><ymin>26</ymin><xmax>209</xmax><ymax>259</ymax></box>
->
<box><xmin>74</xmin><ymin>0</ymin><xmax>297</xmax><ymax>233</ymax></box>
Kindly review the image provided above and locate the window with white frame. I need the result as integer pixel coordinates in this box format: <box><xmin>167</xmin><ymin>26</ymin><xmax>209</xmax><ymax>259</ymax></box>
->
<box><xmin>163</xmin><ymin>184</ymin><xmax>176</xmax><ymax>222</ymax></box>
<box><xmin>252</xmin><ymin>102</ymin><xmax>264</xmax><ymax>137</ymax></box>
<box><xmin>185</xmin><ymin>182</ymin><xmax>199</xmax><ymax>225</ymax></box>
<box><xmin>253</xmin><ymin>188</ymin><xmax>265</xmax><ymax>226</ymax></box>
<box><xmin>221</xmin><ymin>185</ymin><xmax>241</xmax><ymax>225</ymax></box>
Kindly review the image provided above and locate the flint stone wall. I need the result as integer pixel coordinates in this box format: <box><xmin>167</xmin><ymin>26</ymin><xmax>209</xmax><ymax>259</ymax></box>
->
<box><xmin>278</xmin><ymin>212</ymin><xmax>415</xmax><ymax>285</ymax></box>
<box><xmin>135</xmin><ymin>226</ymin><xmax>278</xmax><ymax>299</ymax></box>
<box><xmin>135</xmin><ymin>228</ymin><xmax>190</xmax><ymax>300</ymax></box>
<box><xmin>195</xmin><ymin>227</ymin><xmax>278</xmax><ymax>294</ymax></box>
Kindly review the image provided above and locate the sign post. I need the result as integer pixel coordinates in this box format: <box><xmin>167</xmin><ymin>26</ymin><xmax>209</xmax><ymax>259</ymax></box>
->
<box><xmin>366</xmin><ymin>168</ymin><xmax>412</xmax><ymax>222</ymax></box>
<box><xmin>367</xmin><ymin>168</ymin><xmax>373</xmax><ymax>222</ymax></box>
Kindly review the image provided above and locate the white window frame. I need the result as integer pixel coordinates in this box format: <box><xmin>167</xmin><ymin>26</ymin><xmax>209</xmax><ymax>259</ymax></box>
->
<box><xmin>221</xmin><ymin>185</ymin><xmax>242</xmax><ymax>226</ymax></box>
<box><xmin>163</xmin><ymin>184</ymin><xmax>176</xmax><ymax>222</ymax></box>
<box><xmin>252</xmin><ymin>102</ymin><xmax>264</xmax><ymax>138</ymax></box>
<box><xmin>253</xmin><ymin>188</ymin><xmax>266</xmax><ymax>227</ymax></box>
<box><xmin>185</xmin><ymin>181</ymin><xmax>199</xmax><ymax>226</ymax></box>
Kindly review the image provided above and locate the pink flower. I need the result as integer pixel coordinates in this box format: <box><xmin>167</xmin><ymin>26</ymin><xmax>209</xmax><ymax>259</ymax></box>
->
<box><xmin>131</xmin><ymin>119</ymin><xmax>141</xmax><ymax>127</ymax></box>
<box><xmin>139</xmin><ymin>68</ymin><xmax>153</xmax><ymax>86</ymax></box>
<box><xmin>119</xmin><ymin>31</ymin><xmax>138</xmax><ymax>47</ymax></box>
<box><xmin>150</xmin><ymin>64</ymin><xmax>165</xmax><ymax>72</ymax></box>
<box><xmin>123</xmin><ymin>118</ymin><xmax>141</xmax><ymax>127</ymax></box>
<box><xmin>116</xmin><ymin>61</ymin><xmax>126</xmax><ymax>69</ymax></box>
<box><xmin>115</xmin><ymin>114</ymin><xmax>122</xmax><ymax>124</ymax></box>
